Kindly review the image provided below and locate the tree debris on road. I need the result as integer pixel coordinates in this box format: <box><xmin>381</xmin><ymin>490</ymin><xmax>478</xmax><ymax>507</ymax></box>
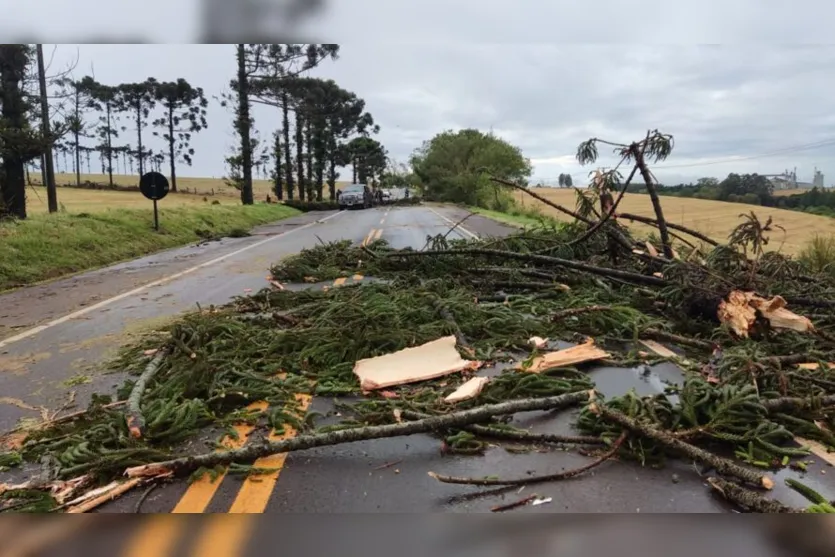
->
<box><xmin>3</xmin><ymin>131</ymin><xmax>835</xmax><ymax>515</ymax></box>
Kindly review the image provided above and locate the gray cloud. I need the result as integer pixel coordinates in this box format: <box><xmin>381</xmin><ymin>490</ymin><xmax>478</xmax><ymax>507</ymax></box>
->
<box><xmin>35</xmin><ymin>2</ymin><xmax>835</xmax><ymax>187</ymax></box>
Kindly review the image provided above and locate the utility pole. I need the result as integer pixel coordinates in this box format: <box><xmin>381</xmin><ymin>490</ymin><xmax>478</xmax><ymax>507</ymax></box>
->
<box><xmin>36</xmin><ymin>44</ymin><xmax>58</xmax><ymax>213</ymax></box>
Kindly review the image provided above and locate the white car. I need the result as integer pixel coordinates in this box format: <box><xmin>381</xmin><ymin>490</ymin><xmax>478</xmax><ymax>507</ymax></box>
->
<box><xmin>381</xmin><ymin>190</ymin><xmax>392</xmax><ymax>203</ymax></box>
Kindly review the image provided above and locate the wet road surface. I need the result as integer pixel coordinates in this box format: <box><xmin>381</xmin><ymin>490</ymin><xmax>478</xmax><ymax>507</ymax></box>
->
<box><xmin>4</xmin><ymin>203</ymin><xmax>835</xmax><ymax>552</ymax></box>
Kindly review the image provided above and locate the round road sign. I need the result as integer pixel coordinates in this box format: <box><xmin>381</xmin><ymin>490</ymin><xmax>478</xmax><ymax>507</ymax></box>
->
<box><xmin>139</xmin><ymin>172</ymin><xmax>170</xmax><ymax>201</ymax></box>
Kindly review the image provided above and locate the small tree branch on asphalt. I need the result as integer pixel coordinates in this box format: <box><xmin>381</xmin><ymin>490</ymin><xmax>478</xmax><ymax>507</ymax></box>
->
<box><xmin>125</xmin><ymin>349</ymin><xmax>169</xmax><ymax>439</ymax></box>
<box><xmin>427</xmin><ymin>432</ymin><xmax>625</xmax><ymax>486</ymax></box>
<box><xmin>707</xmin><ymin>477</ymin><xmax>799</xmax><ymax>513</ymax></box>
<box><xmin>592</xmin><ymin>404</ymin><xmax>775</xmax><ymax>489</ymax></box>
<box><xmin>125</xmin><ymin>390</ymin><xmax>594</xmax><ymax>478</ymax></box>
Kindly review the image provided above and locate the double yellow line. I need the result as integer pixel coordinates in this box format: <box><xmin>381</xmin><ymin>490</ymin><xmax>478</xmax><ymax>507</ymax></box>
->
<box><xmin>121</xmin><ymin>263</ymin><xmax>378</xmax><ymax>554</ymax></box>
<box><xmin>361</xmin><ymin>228</ymin><xmax>383</xmax><ymax>247</ymax></box>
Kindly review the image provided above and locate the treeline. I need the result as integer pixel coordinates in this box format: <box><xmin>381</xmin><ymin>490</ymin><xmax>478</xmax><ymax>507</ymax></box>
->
<box><xmin>627</xmin><ymin>173</ymin><xmax>835</xmax><ymax>217</ymax></box>
<box><xmin>0</xmin><ymin>43</ymin><xmax>390</xmax><ymax>219</ymax></box>
<box><xmin>227</xmin><ymin>44</ymin><xmax>387</xmax><ymax>205</ymax></box>
<box><xmin>45</xmin><ymin>76</ymin><xmax>209</xmax><ymax>194</ymax></box>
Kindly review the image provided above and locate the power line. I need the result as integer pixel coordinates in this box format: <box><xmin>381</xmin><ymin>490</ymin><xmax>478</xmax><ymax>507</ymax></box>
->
<box><xmin>655</xmin><ymin>138</ymin><xmax>835</xmax><ymax>169</ymax></box>
<box><xmin>533</xmin><ymin>137</ymin><xmax>835</xmax><ymax>181</ymax></box>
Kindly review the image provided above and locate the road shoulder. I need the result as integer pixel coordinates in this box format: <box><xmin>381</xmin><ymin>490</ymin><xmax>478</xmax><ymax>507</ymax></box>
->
<box><xmin>0</xmin><ymin>210</ymin><xmax>337</xmax><ymax>342</ymax></box>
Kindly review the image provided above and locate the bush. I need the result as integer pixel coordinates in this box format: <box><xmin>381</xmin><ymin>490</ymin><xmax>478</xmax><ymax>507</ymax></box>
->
<box><xmin>799</xmin><ymin>235</ymin><xmax>835</xmax><ymax>276</ymax></box>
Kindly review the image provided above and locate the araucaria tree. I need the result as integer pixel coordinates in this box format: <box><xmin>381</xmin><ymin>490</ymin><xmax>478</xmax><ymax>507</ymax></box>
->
<box><xmin>347</xmin><ymin>136</ymin><xmax>388</xmax><ymax>186</ymax></box>
<box><xmin>86</xmin><ymin>80</ymin><xmax>120</xmax><ymax>187</ymax></box>
<box><xmin>115</xmin><ymin>78</ymin><xmax>158</xmax><ymax>178</ymax></box>
<box><xmin>244</xmin><ymin>44</ymin><xmax>340</xmax><ymax>201</ymax></box>
<box><xmin>152</xmin><ymin>79</ymin><xmax>208</xmax><ymax>192</ymax></box>
<box><xmin>0</xmin><ymin>45</ymin><xmax>54</xmax><ymax>219</ymax></box>
<box><xmin>56</xmin><ymin>75</ymin><xmax>97</xmax><ymax>187</ymax></box>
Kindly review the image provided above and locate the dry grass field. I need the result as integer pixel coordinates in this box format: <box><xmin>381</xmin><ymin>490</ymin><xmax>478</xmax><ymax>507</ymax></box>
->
<box><xmin>25</xmin><ymin>185</ymin><xmax>237</xmax><ymax>214</ymax></box>
<box><xmin>33</xmin><ymin>173</ymin><xmax>354</xmax><ymax>200</ymax></box>
<box><xmin>517</xmin><ymin>188</ymin><xmax>835</xmax><ymax>255</ymax></box>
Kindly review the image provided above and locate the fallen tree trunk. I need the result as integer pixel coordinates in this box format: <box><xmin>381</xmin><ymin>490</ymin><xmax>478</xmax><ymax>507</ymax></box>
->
<box><xmin>618</xmin><ymin>213</ymin><xmax>719</xmax><ymax>247</ymax></box>
<box><xmin>592</xmin><ymin>405</ymin><xmax>774</xmax><ymax>489</ymax></box>
<box><xmin>125</xmin><ymin>348</ymin><xmax>169</xmax><ymax>439</ymax></box>
<box><xmin>489</xmin><ymin>176</ymin><xmax>592</xmax><ymax>224</ymax></box>
<box><xmin>126</xmin><ymin>390</ymin><xmax>595</xmax><ymax>478</ymax></box>
<box><xmin>388</xmin><ymin>248</ymin><xmax>667</xmax><ymax>287</ymax></box>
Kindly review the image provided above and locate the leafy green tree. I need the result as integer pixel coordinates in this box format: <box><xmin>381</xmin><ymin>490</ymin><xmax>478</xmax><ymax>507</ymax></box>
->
<box><xmin>114</xmin><ymin>78</ymin><xmax>158</xmax><ymax>177</ymax></box>
<box><xmin>152</xmin><ymin>79</ymin><xmax>208</xmax><ymax>192</ymax></box>
<box><xmin>410</xmin><ymin>129</ymin><xmax>531</xmax><ymax>210</ymax></box>
<box><xmin>380</xmin><ymin>159</ymin><xmax>414</xmax><ymax>189</ymax></box>
<box><xmin>558</xmin><ymin>173</ymin><xmax>566</xmax><ymax>187</ymax></box>
<box><xmin>564</xmin><ymin>174</ymin><xmax>573</xmax><ymax>187</ymax></box>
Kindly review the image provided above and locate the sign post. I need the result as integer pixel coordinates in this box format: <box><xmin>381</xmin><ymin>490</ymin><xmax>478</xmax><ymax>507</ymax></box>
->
<box><xmin>139</xmin><ymin>172</ymin><xmax>170</xmax><ymax>231</ymax></box>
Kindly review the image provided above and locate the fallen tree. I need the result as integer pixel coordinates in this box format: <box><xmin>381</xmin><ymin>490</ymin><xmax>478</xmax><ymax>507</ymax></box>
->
<box><xmin>4</xmin><ymin>130</ymin><xmax>835</xmax><ymax>517</ymax></box>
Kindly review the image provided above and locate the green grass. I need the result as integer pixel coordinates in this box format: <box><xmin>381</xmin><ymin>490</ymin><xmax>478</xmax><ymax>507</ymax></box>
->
<box><xmin>468</xmin><ymin>206</ymin><xmax>561</xmax><ymax>228</ymax></box>
<box><xmin>0</xmin><ymin>203</ymin><xmax>300</xmax><ymax>291</ymax></box>
<box><xmin>799</xmin><ymin>234</ymin><xmax>835</xmax><ymax>276</ymax></box>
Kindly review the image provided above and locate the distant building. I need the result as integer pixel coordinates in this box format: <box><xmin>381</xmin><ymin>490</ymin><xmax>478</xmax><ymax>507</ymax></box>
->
<box><xmin>768</xmin><ymin>168</ymin><xmax>824</xmax><ymax>191</ymax></box>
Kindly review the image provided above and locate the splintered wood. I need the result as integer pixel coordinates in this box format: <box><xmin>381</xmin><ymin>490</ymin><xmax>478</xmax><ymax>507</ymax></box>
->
<box><xmin>444</xmin><ymin>377</ymin><xmax>489</xmax><ymax>403</ymax></box>
<box><xmin>353</xmin><ymin>335</ymin><xmax>481</xmax><ymax>391</ymax></box>
<box><xmin>519</xmin><ymin>339</ymin><xmax>610</xmax><ymax>373</ymax></box>
<box><xmin>794</xmin><ymin>437</ymin><xmax>835</xmax><ymax>467</ymax></box>
<box><xmin>639</xmin><ymin>339</ymin><xmax>678</xmax><ymax>359</ymax></box>
<box><xmin>718</xmin><ymin>291</ymin><xmax>814</xmax><ymax>338</ymax></box>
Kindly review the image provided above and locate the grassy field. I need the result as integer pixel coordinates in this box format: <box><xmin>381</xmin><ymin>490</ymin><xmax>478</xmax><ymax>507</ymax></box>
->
<box><xmin>33</xmin><ymin>173</ymin><xmax>355</xmax><ymax>200</ymax></box>
<box><xmin>0</xmin><ymin>203</ymin><xmax>300</xmax><ymax>291</ymax></box>
<box><xmin>514</xmin><ymin>188</ymin><xmax>835</xmax><ymax>255</ymax></box>
<box><xmin>26</xmin><ymin>185</ymin><xmax>238</xmax><ymax>214</ymax></box>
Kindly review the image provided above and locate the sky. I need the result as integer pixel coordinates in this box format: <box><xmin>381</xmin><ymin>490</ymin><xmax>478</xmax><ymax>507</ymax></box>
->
<box><xmin>26</xmin><ymin>0</ymin><xmax>835</xmax><ymax>187</ymax></box>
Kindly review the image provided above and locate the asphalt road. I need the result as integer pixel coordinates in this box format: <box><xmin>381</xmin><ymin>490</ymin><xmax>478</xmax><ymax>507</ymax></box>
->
<box><xmin>2</xmin><ymin>203</ymin><xmax>833</xmax><ymax>555</ymax></box>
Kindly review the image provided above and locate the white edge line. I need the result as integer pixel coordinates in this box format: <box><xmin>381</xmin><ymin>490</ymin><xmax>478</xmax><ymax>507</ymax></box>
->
<box><xmin>428</xmin><ymin>207</ymin><xmax>479</xmax><ymax>239</ymax></box>
<box><xmin>0</xmin><ymin>211</ymin><xmax>345</xmax><ymax>349</ymax></box>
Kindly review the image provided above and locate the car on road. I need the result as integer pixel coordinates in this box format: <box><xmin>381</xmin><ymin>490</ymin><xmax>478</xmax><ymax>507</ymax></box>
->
<box><xmin>338</xmin><ymin>183</ymin><xmax>373</xmax><ymax>210</ymax></box>
<box><xmin>381</xmin><ymin>190</ymin><xmax>392</xmax><ymax>203</ymax></box>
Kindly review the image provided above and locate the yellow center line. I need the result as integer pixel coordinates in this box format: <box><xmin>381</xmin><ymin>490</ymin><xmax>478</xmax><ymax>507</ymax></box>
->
<box><xmin>333</xmin><ymin>277</ymin><xmax>347</xmax><ymax>287</ymax></box>
<box><xmin>189</xmin><ymin>515</ymin><xmax>256</xmax><ymax>557</ymax></box>
<box><xmin>123</xmin><ymin>515</ymin><xmax>184</xmax><ymax>557</ymax></box>
<box><xmin>171</xmin><ymin>401</ymin><xmax>268</xmax><ymax>514</ymax></box>
<box><xmin>227</xmin><ymin>394</ymin><xmax>313</xmax><ymax>513</ymax></box>
<box><xmin>360</xmin><ymin>229</ymin><xmax>376</xmax><ymax>247</ymax></box>
<box><xmin>373</xmin><ymin>229</ymin><xmax>383</xmax><ymax>241</ymax></box>
<box><xmin>352</xmin><ymin>274</ymin><xmax>364</xmax><ymax>281</ymax></box>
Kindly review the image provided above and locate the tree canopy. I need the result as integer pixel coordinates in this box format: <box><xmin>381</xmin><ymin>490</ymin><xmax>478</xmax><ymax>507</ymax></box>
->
<box><xmin>410</xmin><ymin>129</ymin><xmax>531</xmax><ymax>209</ymax></box>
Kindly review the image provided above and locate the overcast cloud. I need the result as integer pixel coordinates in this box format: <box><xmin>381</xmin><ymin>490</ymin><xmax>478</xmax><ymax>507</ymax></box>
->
<box><xmin>30</xmin><ymin>0</ymin><xmax>835</xmax><ymax>187</ymax></box>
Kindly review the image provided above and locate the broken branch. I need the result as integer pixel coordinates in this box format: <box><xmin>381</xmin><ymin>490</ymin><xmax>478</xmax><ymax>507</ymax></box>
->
<box><xmin>428</xmin><ymin>432</ymin><xmax>626</xmax><ymax>486</ymax></box>
<box><xmin>592</xmin><ymin>405</ymin><xmax>774</xmax><ymax>489</ymax></box>
<box><xmin>125</xmin><ymin>348</ymin><xmax>169</xmax><ymax>439</ymax></box>
<box><xmin>126</xmin><ymin>390</ymin><xmax>595</xmax><ymax>478</ymax></box>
